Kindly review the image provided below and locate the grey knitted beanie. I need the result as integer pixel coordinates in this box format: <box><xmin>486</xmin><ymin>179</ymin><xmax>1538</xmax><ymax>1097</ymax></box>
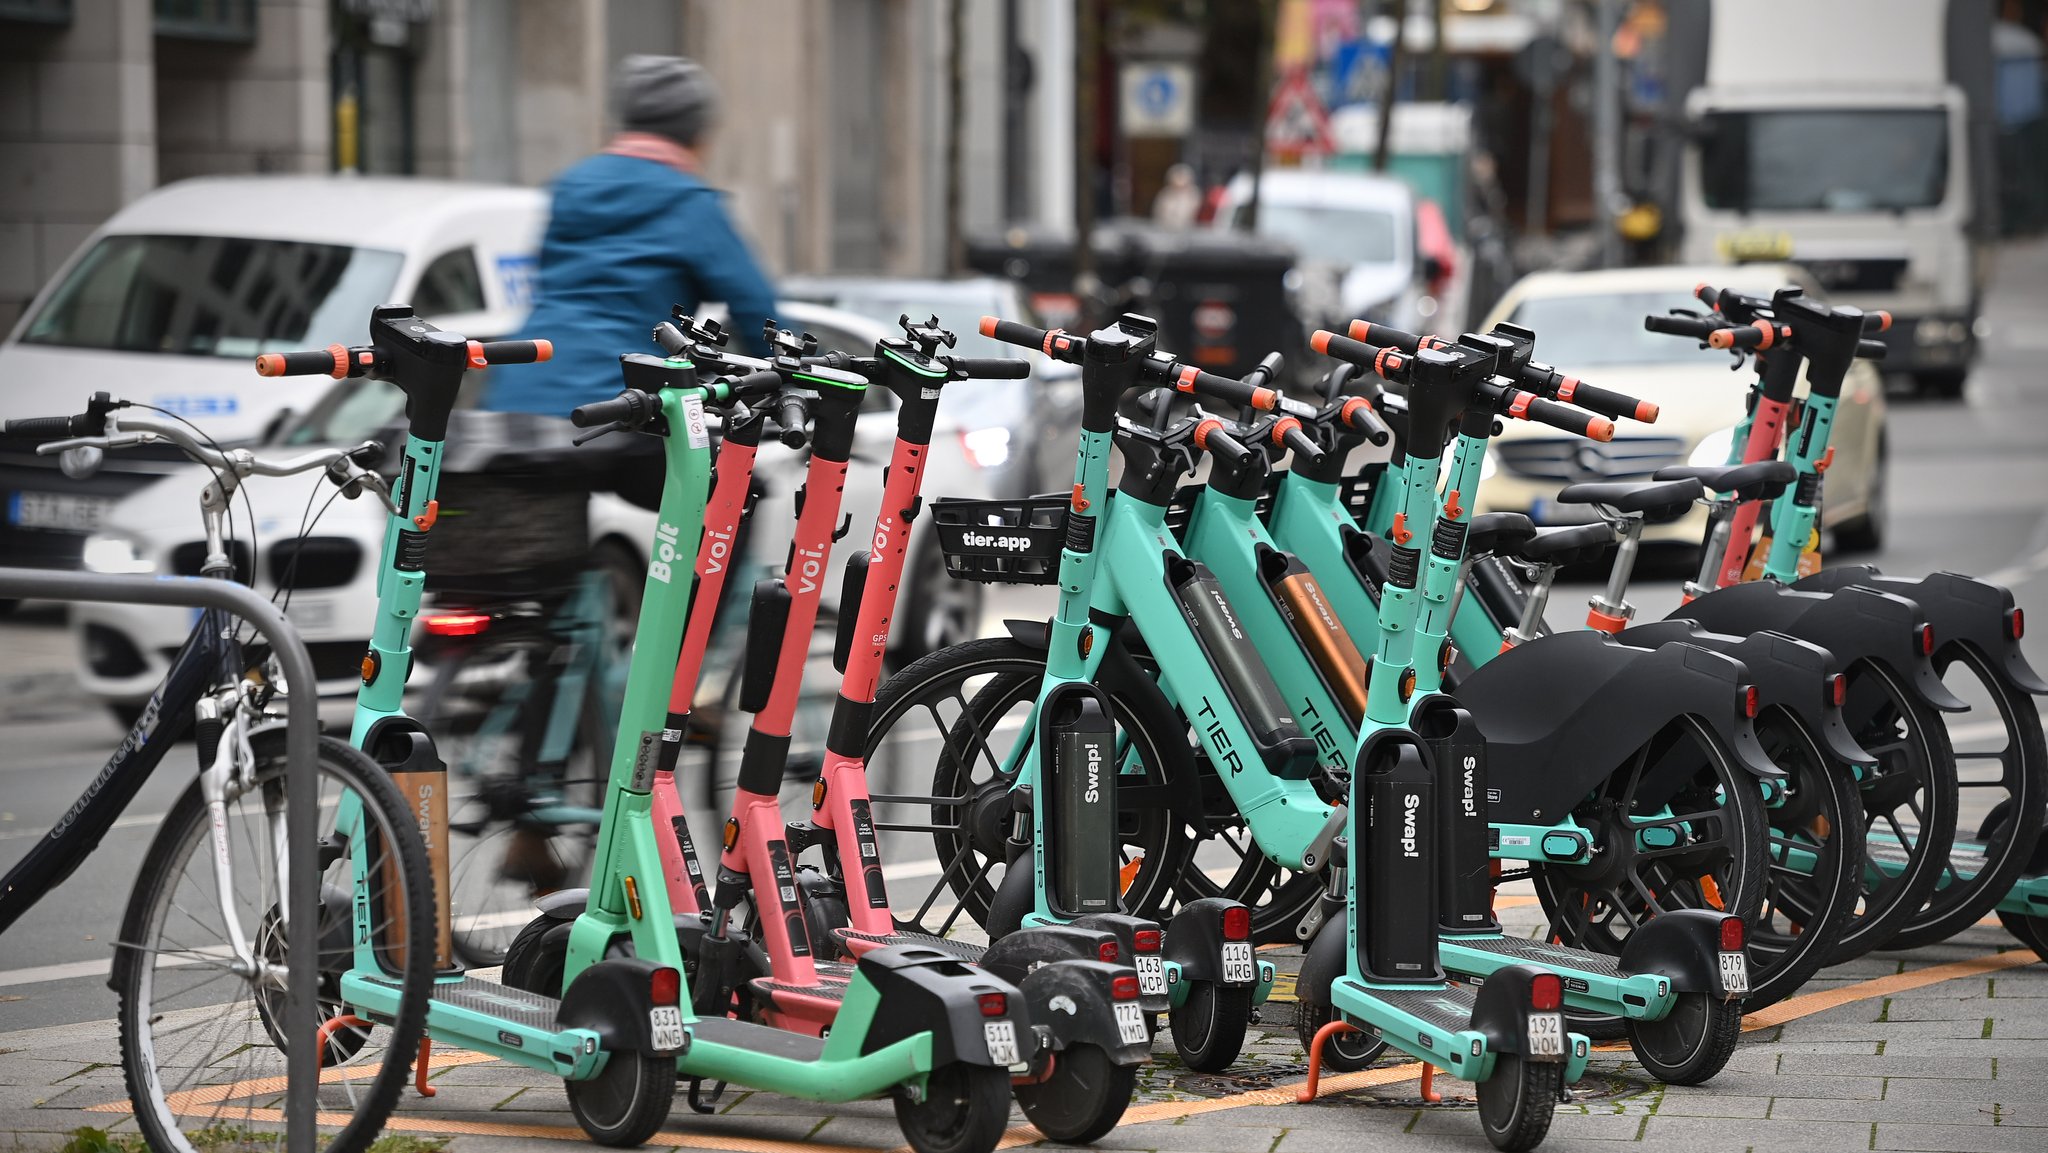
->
<box><xmin>615</xmin><ymin>54</ymin><xmax>718</xmax><ymax>147</ymax></box>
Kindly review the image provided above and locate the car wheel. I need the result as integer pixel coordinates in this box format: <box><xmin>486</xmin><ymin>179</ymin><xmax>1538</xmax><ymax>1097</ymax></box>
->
<box><xmin>888</xmin><ymin>533</ymin><xmax>983</xmax><ymax>669</ymax></box>
<box><xmin>1833</xmin><ymin>437</ymin><xmax>1887</xmax><ymax>554</ymax></box>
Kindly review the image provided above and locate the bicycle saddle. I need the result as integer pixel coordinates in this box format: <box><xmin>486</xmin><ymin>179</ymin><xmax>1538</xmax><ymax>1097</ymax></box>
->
<box><xmin>1463</xmin><ymin>512</ymin><xmax>1536</xmax><ymax>558</ymax></box>
<box><xmin>1507</xmin><ymin>523</ymin><xmax>1613</xmax><ymax>566</ymax></box>
<box><xmin>1654</xmin><ymin>460</ymin><xmax>1795</xmax><ymax>502</ymax></box>
<box><xmin>1553</xmin><ymin>477</ymin><xmax>1702</xmax><ymax>523</ymax></box>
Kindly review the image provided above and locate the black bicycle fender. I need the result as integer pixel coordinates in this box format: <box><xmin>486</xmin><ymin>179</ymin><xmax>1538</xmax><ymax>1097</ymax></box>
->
<box><xmin>1616</xmin><ymin>908</ymin><xmax>1744</xmax><ymax>999</ymax></box>
<box><xmin>1469</xmin><ymin>963</ymin><xmax>1559</xmax><ymax>1058</ymax></box>
<box><xmin>978</xmin><ymin>923</ymin><xmax>1118</xmax><ymax>985</ymax></box>
<box><xmin>853</xmin><ymin>944</ymin><xmax>1030</xmax><ymax>1067</ymax></box>
<box><xmin>1017</xmin><ymin>958</ymin><xmax>1151</xmax><ymax>1064</ymax></box>
<box><xmin>1295</xmin><ymin>908</ymin><xmax>1349</xmax><ymax>1008</ymax></box>
<box><xmin>1159</xmin><ymin>897</ymin><xmax>1246</xmax><ymax>985</ymax></box>
<box><xmin>1620</xmin><ymin>622</ymin><xmax>1873</xmax><ymax>766</ymax></box>
<box><xmin>1797</xmin><ymin>567</ymin><xmax>2047</xmax><ymax>696</ymax></box>
<box><xmin>1676</xmin><ymin>582</ymin><xmax>1967</xmax><ymax>712</ymax></box>
<box><xmin>558</xmin><ymin>957</ymin><xmax>685</xmax><ymax>1054</ymax></box>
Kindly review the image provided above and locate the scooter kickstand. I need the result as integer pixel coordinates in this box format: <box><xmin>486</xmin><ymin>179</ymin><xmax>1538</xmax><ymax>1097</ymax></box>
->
<box><xmin>1419</xmin><ymin>1063</ymin><xmax>1439</xmax><ymax>1103</ymax></box>
<box><xmin>1296</xmin><ymin>1019</ymin><xmax>1363</xmax><ymax>1102</ymax></box>
<box><xmin>688</xmin><ymin>1076</ymin><xmax>729</xmax><ymax>1115</ymax></box>
<box><xmin>414</xmin><ymin>1036</ymin><xmax>437</xmax><ymax>1097</ymax></box>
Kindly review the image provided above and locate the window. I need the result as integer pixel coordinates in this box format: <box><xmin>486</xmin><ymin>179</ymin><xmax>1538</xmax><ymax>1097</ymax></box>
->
<box><xmin>154</xmin><ymin>0</ymin><xmax>254</xmax><ymax>41</ymax></box>
<box><xmin>21</xmin><ymin>234</ymin><xmax>403</xmax><ymax>358</ymax></box>
<box><xmin>411</xmin><ymin>248</ymin><xmax>487</xmax><ymax>319</ymax></box>
<box><xmin>1700</xmin><ymin>109</ymin><xmax>1950</xmax><ymax>214</ymax></box>
<box><xmin>0</xmin><ymin>0</ymin><xmax>71</xmax><ymax>25</ymax></box>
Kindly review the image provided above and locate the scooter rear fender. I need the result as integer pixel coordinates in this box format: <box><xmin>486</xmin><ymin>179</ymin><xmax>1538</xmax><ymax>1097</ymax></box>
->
<box><xmin>1069</xmin><ymin>911</ymin><xmax>1173</xmax><ymax>1014</ymax></box>
<box><xmin>1017</xmin><ymin>958</ymin><xmax>1152</xmax><ymax>1064</ymax></box>
<box><xmin>1677</xmin><ymin>582</ymin><xmax>1967</xmax><ymax>712</ymax></box>
<box><xmin>1616</xmin><ymin>908</ymin><xmax>1747</xmax><ymax>1000</ymax></box>
<box><xmin>1158</xmin><ymin>897</ymin><xmax>1256</xmax><ymax>986</ymax></box>
<box><xmin>850</xmin><ymin>945</ymin><xmax>1031</xmax><ymax>1069</ymax></box>
<box><xmin>1620</xmin><ymin>622</ymin><xmax>1873</xmax><ymax>766</ymax></box>
<box><xmin>559</xmin><ymin>957</ymin><xmax>687</xmax><ymax>1055</ymax></box>
<box><xmin>978</xmin><ymin>923</ymin><xmax>1119</xmax><ymax>985</ymax></box>
<box><xmin>1796</xmin><ymin>567</ymin><xmax>2047</xmax><ymax>696</ymax></box>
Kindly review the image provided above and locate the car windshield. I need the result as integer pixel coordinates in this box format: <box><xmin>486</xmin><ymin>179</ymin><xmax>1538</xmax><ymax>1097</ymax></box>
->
<box><xmin>1506</xmin><ymin>291</ymin><xmax>1750</xmax><ymax>369</ymax></box>
<box><xmin>20</xmin><ymin>234</ymin><xmax>404</xmax><ymax>358</ymax></box>
<box><xmin>284</xmin><ymin>379</ymin><xmax>406</xmax><ymax>446</ymax></box>
<box><xmin>786</xmin><ymin>284</ymin><xmax>1017</xmax><ymax>359</ymax></box>
<box><xmin>1238</xmin><ymin>201</ymin><xmax>1400</xmax><ymax>266</ymax></box>
<box><xmin>1700</xmin><ymin>109</ymin><xmax>1950</xmax><ymax>213</ymax></box>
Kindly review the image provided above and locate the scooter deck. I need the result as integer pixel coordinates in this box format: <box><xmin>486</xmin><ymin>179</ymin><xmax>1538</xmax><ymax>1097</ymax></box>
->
<box><xmin>834</xmin><ymin>927</ymin><xmax>986</xmax><ymax>963</ymax></box>
<box><xmin>1438</xmin><ymin>935</ymin><xmax>1673</xmax><ymax>1020</ymax></box>
<box><xmin>343</xmin><ymin>970</ymin><xmax>601</xmax><ymax>1078</ymax></box>
<box><xmin>1442</xmin><ymin>934</ymin><xmax>1621</xmax><ymax>977</ymax></box>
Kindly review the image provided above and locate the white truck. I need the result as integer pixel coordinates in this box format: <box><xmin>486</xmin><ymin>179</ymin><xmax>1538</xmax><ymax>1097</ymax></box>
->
<box><xmin>1663</xmin><ymin>0</ymin><xmax>1998</xmax><ymax>396</ymax></box>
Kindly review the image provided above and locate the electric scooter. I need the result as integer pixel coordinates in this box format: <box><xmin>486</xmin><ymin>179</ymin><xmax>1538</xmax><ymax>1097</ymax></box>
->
<box><xmin>270</xmin><ymin>308</ymin><xmax>1039</xmax><ymax>1153</ymax></box>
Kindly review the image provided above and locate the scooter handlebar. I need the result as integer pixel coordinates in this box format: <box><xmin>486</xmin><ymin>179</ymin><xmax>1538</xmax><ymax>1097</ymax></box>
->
<box><xmin>254</xmin><ymin>345</ymin><xmax>352</xmax><ymax>378</ymax></box>
<box><xmin>1507</xmin><ymin>391</ymin><xmax>1615</xmax><ymax>442</ymax></box>
<box><xmin>1311</xmin><ymin>330</ymin><xmax>1412</xmax><ymax>381</ymax></box>
<box><xmin>1172</xmin><ymin>364</ymin><xmax>1284</xmax><ymax>412</ymax></box>
<box><xmin>1192</xmin><ymin>418</ymin><xmax>1257</xmax><ymax>470</ymax></box>
<box><xmin>1337</xmin><ymin>396</ymin><xmax>1393</xmax><ymax>446</ymax></box>
<box><xmin>1269</xmin><ymin>417</ymin><xmax>1328</xmax><ymax>467</ymax></box>
<box><xmin>466</xmin><ymin>339</ymin><xmax>553</xmax><ymax>367</ymax></box>
<box><xmin>947</xmin><ymin>356</ymin><xmax>1031</xmax><ymax>379</ymax></box>
<box><xmin>1346</xmin><ymin>318</ymin><xmax>1444</xmax><ymax>354</ymax></box>
<box><xmin>979</xmin><ymin>316</ymin><xmax>1082</xmax><ymax>364</ymax></box>
<box><xmin>570</xmin><ymin>389</ymin><xmax>655</xmax><ymax>429</ymax></box>
<box><xmin>1643</xmin><ymin>314</ymin><xmax>1728</xmax><ymax>342</ymax></box>
<box><xmin>1706</xmin><ymin>323</ymin><xmax>1786</xmax><ymax>351</ymax></box>
<box><xmin>1857</xmin><ymin>337</ymin><xmax>1889</xmax><ymax>360</ymax></box>
<box><xmin>1554</xmin><ymin>376</ymin><xmax>1660</xmax><ymax>424</ymax></box>
<box><xmin>775</xmin><ymin>391</ymin><xmax>812</xmax><ymax>449</ymax></box>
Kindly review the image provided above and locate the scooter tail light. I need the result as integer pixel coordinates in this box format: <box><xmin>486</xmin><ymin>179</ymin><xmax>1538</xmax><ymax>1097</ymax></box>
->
<box><xmin>2009</xmin><ymin>607</ymin><xmax>2024</xmax><ymax>641</ymax></box>
<box><xmin>1097</xmin><ymin>940</ymin><xmax>1120</xmax><ymax>963</ymax></box>
<box><xmin>1919</xmin><ymin>623</ymin><xmax>1936</xmax><ymax>656</ymax></box>
<box><xmin>1827</xmin><ymin>673</ymin><xmax>1847</xmax><ymax>709</ymax></box>
<box><xmin>1221</xmin><ymin>905</ymin><xmax>1251</xmax><ymax>941</ymax></box>
<box><xmin>1111</xmin><ymin>975</ymin><xmax>1141</xmax><ymax>1001</ymax></box>
<box><xmin>1529</xmin><ymin>972</ymin><xmax>1562</xmax><ymax>1012</ymax></box>
<box><xmin>977</xmin><ymin>992</ymin><xmax>1008</xmax><ymax>1018</ymax></box>
<box><xmin>649</xmin><ymin>967</ymin><xmax>681</xmax><ymax>1006</ymax></box>
<box><xmin>422</xmin><ymin>611</ymin><xmax>491</xmax><ymax>637</ymax></box>
<box><xmin>1133</xmin><ymin>929</ymin><xmax>1163</xmax><ymax>954</ymax></box>
<box><xmin>1720</xmin><ymin>916</ymin><xmax>1746</xmax><ymax>952</ymax></box>
<box><xmin>1740</xmin><ymin>684</ymin><xmax>1760</xmax><ymax>719</ymax></box>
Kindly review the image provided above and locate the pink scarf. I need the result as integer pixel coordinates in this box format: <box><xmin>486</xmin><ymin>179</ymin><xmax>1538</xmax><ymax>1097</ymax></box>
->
<box><xmin>604</xmin><ymin>132</ymin><xmax>701</xmax><ymax>177</ymax></box>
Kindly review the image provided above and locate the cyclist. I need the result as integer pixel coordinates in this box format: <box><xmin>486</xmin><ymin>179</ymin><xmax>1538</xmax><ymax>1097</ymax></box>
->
<box><xmin>486</xmin><ymin>53</ymin><xmax>777</xmax><ymax>419</ymax></box>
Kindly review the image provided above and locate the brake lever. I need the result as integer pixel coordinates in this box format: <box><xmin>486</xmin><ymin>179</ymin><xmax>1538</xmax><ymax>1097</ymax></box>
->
<box><xmin>35</xmin><ymin>432</ymin><xmax>148</xmax><ymax>456</ymax></box>
<box><xmin>572</xmin><ymin>420</ymin><xmax>628</xmax><ymax>447</ymax></box>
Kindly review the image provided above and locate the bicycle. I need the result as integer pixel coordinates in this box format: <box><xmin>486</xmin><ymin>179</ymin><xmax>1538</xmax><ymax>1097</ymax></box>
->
<box><xmin>0</xmin><ymin>392</ymin><xmax>435</xmax><ymax>1153</ymax></box>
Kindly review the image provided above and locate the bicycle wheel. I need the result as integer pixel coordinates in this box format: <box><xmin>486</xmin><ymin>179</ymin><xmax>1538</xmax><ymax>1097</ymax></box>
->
<box><xmin>423</xmin><ymin>633</ymin><xmax>605</xmax><ymax>968</ymax></box>
<box><xmin>1745</xmin><ymin>707</ymin><xmax>1863</xmax><ymax>1012</ymax></box>
<box><xmin>115</xmin><ymin>730</ymin><xmax>434</xmax><ymax>1153</ymax></box>
<box><xmin>1884</xmin><ymin>643</ymin><xmax>2046</xmax><ymax>949</ymax></box>
<box><xmin>1829</xmin><ymin>658</ymin><xmax>1958</xmax><ymax>959</ymax></box>
<box><xmin>863</xmin><ymin>637</ymin><xmax>1193</xmax><ymax>936</ymax></box>
<box><xmin>1532</xmin><ymin>713</ymin><xmax>1769</xmax><ymax>1035</ymax></box>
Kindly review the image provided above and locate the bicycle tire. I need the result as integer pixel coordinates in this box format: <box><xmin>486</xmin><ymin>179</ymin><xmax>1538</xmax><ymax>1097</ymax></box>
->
<box><xmin>1884</xmin><ymin>643</ymin><xmax>2047</xmax><ymax>949</ymax></box>
<box><xmin>863</xmin><ymin>637</ymin><xmax>1193</xmax><ymax>935</ymax></box>
<box><xmin>1744</xmin><ymin>707</ymin><xmax>1863</xmax><ymax>1012</ymax></box>
<box><xmin>115</xmin><ymin>730</ymin><xmax>434</xmax><ymax>1153</ymax></box>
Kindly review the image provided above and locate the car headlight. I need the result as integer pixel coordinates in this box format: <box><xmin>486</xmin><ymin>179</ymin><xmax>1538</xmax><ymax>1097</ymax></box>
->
<box><xmin>82</xmin><ymin>533</ymin><xmax>156</xmax><ymax>574</ymax></box>
<box><xmin>959</xmin><ymin>426</ymin><xmax>1012</xmax><ymax>469</ymax></box>
<box><xmin>1688</xmin><ymin>426</ymin><xmax>1736</xmax><ymax>469</ymax></box>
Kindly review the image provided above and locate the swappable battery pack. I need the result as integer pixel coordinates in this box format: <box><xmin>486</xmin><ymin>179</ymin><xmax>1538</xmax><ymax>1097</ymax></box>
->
<box><xmin>1357</xmin><ymin>736</ymin><xmax>1441</xmax><ymax>983</ymax></box>
<box><xmin>1044</xmin><ymin>684</ymin><xmax>1119</xmax><ymax>917</ymax></box>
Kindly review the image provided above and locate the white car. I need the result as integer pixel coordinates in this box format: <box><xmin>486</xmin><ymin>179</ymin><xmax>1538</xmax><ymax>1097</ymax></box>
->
<box><xmin>1472</xmin><ymin>264</ymin><xmax>1889</xmax><ymax>552</ymax></box>
<box><xmin>67</xmin><ymin>302</ymin><xmax>1007</xmax><ymax>714</ymax></box>
<box><xmin>1210</xmin><ymin>169</ymin><xmax>1456</xmax><ymax>337</ymax></box>
<box><xmin>1</xmin><ymin>175</ymin><xmax>544</xmax><ymax>576</ymax></box>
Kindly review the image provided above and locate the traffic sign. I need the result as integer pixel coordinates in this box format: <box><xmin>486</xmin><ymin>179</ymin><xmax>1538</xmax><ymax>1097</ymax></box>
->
<box><xmin>1121</xmin><ymin>62</ymin><xmax>1195</xmax><ymax>137</ymax></box>
<box><xmin>1265</xmin><ymin>66</ymin><xmax>1334</xmax><ymax>157</ymax></box>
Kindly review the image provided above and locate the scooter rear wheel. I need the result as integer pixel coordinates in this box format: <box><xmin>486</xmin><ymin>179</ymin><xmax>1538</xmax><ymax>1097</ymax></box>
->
<box><xmin>565</xmin><ymin>1050</ymin><xmax>676</xmax><ymax>1147</ymax></box>
<box><xmin>1624</xmin><ymin>990</ymin><xmax>1742</xmax><ymax>1085</ymax></box>
<box><xmin>1169</xmin><ymin>979</ymin><xmax>1252</xmax><ymax>1072</ymax></box>
<box><xmin>896</xmin><ymin>1062</ymin><xmax>1011</xmax><ymax>1153</ymax></box>
<box><xmin>1475</xmin><ymin>1052</ymin><xmax>1561</xmax><ymax>1153</ymax></box>
<box><xmin>1294</xmin><ymin>1000</ymin><xmax>1388</xmax><ymax>1072</ymax></box>
<box><xmin>1744</xmin><ymin>708</ymin><xmax>1863</xmax><ymax>1012</ymax></box>
<box><xmin>1014</xmin><ymin>1043</ymin><xmax>1136</xmax><ymax>1143</ymax></box>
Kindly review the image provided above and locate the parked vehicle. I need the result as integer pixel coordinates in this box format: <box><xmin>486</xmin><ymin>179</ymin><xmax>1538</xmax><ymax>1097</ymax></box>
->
<box><xmin>1473</xmin><ymin>265</ymin><xmax>1887</xmax><ymax>553</ymax></box>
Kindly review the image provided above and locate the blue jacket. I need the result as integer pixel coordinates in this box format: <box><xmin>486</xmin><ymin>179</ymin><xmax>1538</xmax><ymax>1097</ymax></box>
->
<box><xmin>485</xmin><ymin>153</ymin><xmax>776</xmax><ymax>416</ymax></box>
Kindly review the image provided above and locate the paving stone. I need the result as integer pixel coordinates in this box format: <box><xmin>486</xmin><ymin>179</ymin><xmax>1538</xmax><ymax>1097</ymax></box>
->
<box><xmin>1779</xmin><ymin>1053</ymin><xmax>1995</xmax><ymax>1079</ymax></box>
<box><xmin>1681</xmin><ymin>1072</ymin><xmax>1885</xmax><ymax>1100</ymax></box>
<box><xmin>1639</xmin><ymin>1115</ymin><xmax>1876</xmax><ymax>1151</ymax></box>
<box><xmin>1276</xmin><ymin>1124</ymin><xmax>1480</xmax><ymax>1153</ymax></box>
<box><xmin>1874</xmin><ymin>1123</ymin><xmax>2048</xmax><ymax>1152</ymax></box>
<box><xmin>1878</xmin><ymin>1075</ymin><xmax>2016</xmax><ymax>1101</ymax></box>
<box><xmin>1094</xmin><ymin>1120</ymin><xmax>1287</xmax><ymax>1150</ymax></box>
<box><xmin>1768</xmin><ymin>1096</ymin><xmax>2015</xmax><ymax>1126</ymax></box>
<box><xmin>1652</xmin><ymin>1091</ymin><xmax>1772</xmax><ymax>1118</ymax></box>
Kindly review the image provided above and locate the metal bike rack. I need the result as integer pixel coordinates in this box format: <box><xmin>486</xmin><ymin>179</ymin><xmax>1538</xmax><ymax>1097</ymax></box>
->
<box><xmin>0</xmin><ymin>569</ymin><xmax>324</xmax><ymax>1153</ymax></box>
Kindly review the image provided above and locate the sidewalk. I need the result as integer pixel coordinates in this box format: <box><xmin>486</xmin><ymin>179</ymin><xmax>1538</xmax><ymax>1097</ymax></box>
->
<box><xmin>3</xmin><ymin>902</ymin><xmax>2042</xmax><ymax>1153</ymax></box>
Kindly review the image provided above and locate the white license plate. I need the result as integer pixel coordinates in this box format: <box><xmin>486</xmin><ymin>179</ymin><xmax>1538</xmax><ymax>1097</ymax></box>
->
<box><xmin>1113</xmin><ymin>1001</ymin><xmax>1149</xmax><ymax>1045</ymax></box>
<box><xmin>983</xmin><ymin>1019</ymin><xmax>1020</xmax><ymax>1065</ymax></box>
<box><xmin>1221</xmin><ymin>941</ymin><xmax>1255</xmax><ymax>985</ymax></box>
<box><xmin>284</xmin><ymin>598</ymin><xmax>335</xmax><ymax>631</ymax></box>
<box><xmin>1719</xmin><ymin>951</ymin><xmax>1750</xmax><ymax>995</ymax></box>
<box><xmin>1526</xmin><ymin>1011</ymin><xmax>1564</xmax><ymax>1059</ymax></box>
<box><xmin>1135</xmin><ymin>953</ymin><xmax>1166</xmax><ymax>996</ymax></box>
<box><xmin>9</xmin><ymin>492</ymin><xmax>111</xmax><ymax>531</ymax></box>
<box><xmin>648</xmin><ymin>1005</ymin><xmax>686</xmax><ymax>1052</ymax></box>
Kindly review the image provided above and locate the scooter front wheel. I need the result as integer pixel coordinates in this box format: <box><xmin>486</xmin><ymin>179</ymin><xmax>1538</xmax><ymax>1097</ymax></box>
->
<box><xmin>1294</xmin><ymin>1000</ymin><xmax>1388</xmax><ymax>1072</ymax></box>
<box><xmin>896</xmin><ymin>1062</ymin><xmax>1012</xmax><ymax>1153</ymax></box>
<box><xmin>1475</xmin><ymin>1052</ymin><xmax>1561</xmax><ymax>1153</ymax></box>
<box><xmin>1624</xmin><ymin>990</ymin><xmax>1741</xmax><ymax>1085</ymax></box>
<box><xmin>1014</xmin><ymin>1043</ymin><xmax>1136</xmax><ymax>1143</ymax></box>
<box><xmin>566</xmin><ymin>1049</ymin><xmax>677</xmax><ymax>1147</ymax></box>
<box><xmin>1169</xmin><ymin>979</ymin><xmax>1252</xmax><ymax>1072</ymax></box>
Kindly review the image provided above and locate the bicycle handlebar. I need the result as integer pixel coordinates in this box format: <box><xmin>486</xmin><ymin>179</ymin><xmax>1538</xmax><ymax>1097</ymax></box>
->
<box><xmin>4</xmin><ymin>413</ymin><xmax>98</xmax><ymax>439</ymax></box>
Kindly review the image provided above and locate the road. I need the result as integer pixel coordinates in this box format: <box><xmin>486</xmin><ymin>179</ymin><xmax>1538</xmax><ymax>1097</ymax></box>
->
<box><xmin>4</xmin><ymin>238</ymin><xmax>2047</xmax><ymax>1038</ymax></box>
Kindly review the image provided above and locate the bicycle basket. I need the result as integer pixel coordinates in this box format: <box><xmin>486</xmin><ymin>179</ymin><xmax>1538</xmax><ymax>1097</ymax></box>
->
<box><xmin>931</xmin><ymin>495</ymin><xmax>1070</xmax><ymax>585</ymax></box>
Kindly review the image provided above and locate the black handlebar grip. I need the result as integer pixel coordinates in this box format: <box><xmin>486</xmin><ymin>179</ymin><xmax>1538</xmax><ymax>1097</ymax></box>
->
<box><xmin>1861</xmin><ymin>310</ymin><xmax>1892</xmax><ymax>335</ymax></box>
<box><xmin>1706</xmin><ymin>323</ymin><xmax>1783</xmax><ymax>352</ymax></box>
<box><xmin>652</xmin><ymin>321</ymin><xmax>692</xmax><ymax>357</ymax></box>
<box><xmin>3</xmin><ymin>414</ymin><xmax>85</xmax><ymax>439</ymax></box>
<box><xmin>1857</xmin><ymin>338</ymin><xmax>1889</xmax><ymax>361</ymax></box>
<box><xmin>570</xmin><ymin>390</ymin><xmax>650</xmax><ymax>429</ymax></box>
<box><xmin>1310</xmin><ymin>330</ymin><xmax>1411</xmax><ymax>380</ymax></box>
<box><xmin>727</xmin><ymin>368</ymin><xmax>785</xmax><ymax>398</ymax></box>
<box><xmin>254</xmin><ymin>345</ymin><xmax>349</xmax><ymax>378</ymax></box>
<box><xmin>947</xmin><ymin>356</ymin><xmax>1031</xmax><ymax>379</ymax></box>
<box><xmin>1693</xmin><ymin>282</ymin><xmax>1722</xmax><ymax>308</ymax></box>
<box><xmin>1171</xmin><ymin>364</ymin><xmax>1282</xmax><ymax>412</ymax></box>
<box><xmin>776</xmin><ymin>393</ymin><xmax>811</xmax><ymax>449</ymax></box>
<box><xmin>1337</xmin><ymin>396</ymin><xmax>1393</xmax><ymax>446</ymax></box>
<box><xmin>1553</xmin><ymin>376</ymin><xmax>1660</xmax><ymax>424</ymax></box>
<box><xmin>979</xmin><ymin>316</ymin><xmax>1082</xmax><ymax>364</ymax></box>
<box><xmin>466</xmin><ymin>339</ymin><xmax>553</xmax><ymax>368</ymax></box>
<box><xmin>1642</xmin><ymin>314</ymin><xmax>1725</xmax><ymax>341</ymax></box>
<box><xmin>1345</xmin><ymin>318</ymin><xmax>1443</xmax><ymax>354</ymax></box>
<box><xmin>1271</xmin><ymin>418</ymin><xmax>1327</xmax><ymax>467</ymax></box>
<box><xmin>1508</xmin><ymin>392</ymin><xmax>1615</xmax><ymax>442</ymax></box>
<box><xmin>1193</xmin><ymin>418</ymin><xmax>1257</xmax><ymax>469</ymax></box>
